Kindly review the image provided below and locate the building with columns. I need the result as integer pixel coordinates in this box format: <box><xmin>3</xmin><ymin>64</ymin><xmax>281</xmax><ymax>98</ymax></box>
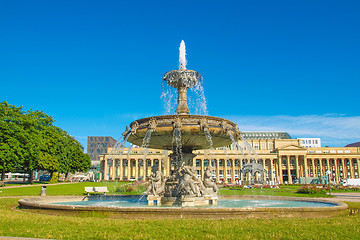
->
<box><xmin>99</xmin><ymin>132</ymin><xmax>360</xmax><ymax>185</ymax></box>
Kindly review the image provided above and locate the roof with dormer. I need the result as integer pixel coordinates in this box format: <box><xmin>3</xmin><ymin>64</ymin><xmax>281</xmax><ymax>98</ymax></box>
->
<box><xmin>242</xmin><ymin>132</ymin><xmax>291</xmax><ymax>140</ymax></box>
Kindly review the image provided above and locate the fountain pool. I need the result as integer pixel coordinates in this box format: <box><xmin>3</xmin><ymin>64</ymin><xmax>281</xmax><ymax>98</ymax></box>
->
<box><xmin>18</xmin><ymin>195</ymin><xmax>347</xmax><ymax>219</ymax></box>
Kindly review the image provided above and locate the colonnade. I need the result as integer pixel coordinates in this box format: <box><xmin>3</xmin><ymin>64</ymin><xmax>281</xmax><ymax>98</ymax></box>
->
<box><xmin>100</xmin><ymin>152</ymin><xmax>360</xmax><ymax>184</ymax></box>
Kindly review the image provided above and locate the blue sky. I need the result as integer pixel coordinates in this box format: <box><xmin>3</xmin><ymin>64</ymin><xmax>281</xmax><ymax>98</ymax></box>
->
<box><xmin>1</xmin><ymin>0</ymin><xmax>360</xmax><ymax>149</ymax></box>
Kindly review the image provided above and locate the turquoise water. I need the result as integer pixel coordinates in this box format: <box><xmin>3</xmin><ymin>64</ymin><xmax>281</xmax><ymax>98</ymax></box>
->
<box><xmin>54</xmin><ymin>197</ymin><xmax>336</xmax><ymax>208</ymax></box>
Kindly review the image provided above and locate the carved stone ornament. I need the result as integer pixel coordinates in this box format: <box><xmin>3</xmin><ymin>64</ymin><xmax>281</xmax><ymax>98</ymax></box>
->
<box><xmin>122</xmin><ymin>126</ymin><xmax>130</xmax><ymax>138</ymax></box>
<box><xmin>199</xmin><ymin>118</ymin><xmax>209</xmax><ymax>130</ymax></box>
<box><xmin>148</xmin><ymin>117</ymin><xmax>157</xmax><ymax>132</ymax></box>
<box><xmin>220</xmin><ymin>120</ymin><xmax>231</xmax><ymax>133</ymax></box>
<box><xmin>130</xmin><ymin>121</ymin><xmax>139</xmax><ymax>134</ymax></box>
<box><xmin>172</xmin><ymin>117</ymin><xmax>182</xmax><ymax>130</ymax></box>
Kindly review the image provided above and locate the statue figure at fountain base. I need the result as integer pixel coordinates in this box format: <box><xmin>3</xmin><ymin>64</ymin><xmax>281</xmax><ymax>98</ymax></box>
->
<box><xmin>145</xmin><ymin>166</ymin><xmax>165</xmax><ymax>196</ymax></box>
<box><xmin>146</xmin><ymin>154</ymin><xmax>218</xmax><ymax>207</ymax></box>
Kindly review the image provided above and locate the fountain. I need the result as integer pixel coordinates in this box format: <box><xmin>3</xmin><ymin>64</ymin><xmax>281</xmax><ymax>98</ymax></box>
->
<box><xmin>18</xmin><ymin>41</ymin><xmax>348</xmax><ymax>218</ymax></box>
<box><xmin>121</xmin><ymin>40</ymin><xmax>241</xmax><ymax>206</ymax></box>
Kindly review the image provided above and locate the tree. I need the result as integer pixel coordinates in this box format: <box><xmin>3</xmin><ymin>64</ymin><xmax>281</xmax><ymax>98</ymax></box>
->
<box><xmin>58</xmin><ymin>133</ymin><xmax>91</xmax><ymax>181</ymax></box>
<box><xmin>0</xmin><ymin>101</ymin><xmax>91</xmax><ymax>183</ymax></box>
<box><xmin>0</xmin><ymin>102</ymin><xmax>26</xmax><ymax>180</ymax></box>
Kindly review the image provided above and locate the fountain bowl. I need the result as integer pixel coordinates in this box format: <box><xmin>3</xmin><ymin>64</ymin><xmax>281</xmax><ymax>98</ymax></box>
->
<box><xmin>126</xmin><ymin>115</ymin><xmax>241</xmax><ymax>151</ymax></box>
<box><xmin>18</xmin><ymin>195</ymin><xmax>348</xmax><ymax>219</ymax></box>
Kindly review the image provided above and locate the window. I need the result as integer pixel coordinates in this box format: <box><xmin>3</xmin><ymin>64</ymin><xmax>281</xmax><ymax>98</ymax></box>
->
<box><xmin>227</xmin><ymin>160</ymin><xmax>231</xmax><ymax>167</ymax></box>
<box><xmin>204</xmin><ymin>159</ymin><xmax>209</xmax><ymax>167</ymax></box>
<box><xmin>219</xmin><ymin>160</ymin><xmax>223</xmax><ymax>167</ymax></box>
<box><xmin>196</xmin><ymin>160</ymin><xmax>200</xmax><ymax>167</ymax></box>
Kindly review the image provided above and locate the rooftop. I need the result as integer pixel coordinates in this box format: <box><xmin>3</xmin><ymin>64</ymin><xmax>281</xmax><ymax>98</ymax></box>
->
<box><xmin>242</xmin><ymin>132</ymin><xmax>292</xmax><ymax>140</ymax></box>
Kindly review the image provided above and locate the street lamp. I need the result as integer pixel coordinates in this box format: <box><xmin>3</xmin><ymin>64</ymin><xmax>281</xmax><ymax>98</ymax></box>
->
<box><xmin>326</xmin><ymin>170</ymin><xmax>331</xmax><ymax>195</ymax></box>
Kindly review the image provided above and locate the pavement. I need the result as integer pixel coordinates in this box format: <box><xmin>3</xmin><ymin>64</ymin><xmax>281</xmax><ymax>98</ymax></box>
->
<box><xmin>328</xmin><ymin>192</ymin><xmax>360</xmax><ymax>202</ymax></box>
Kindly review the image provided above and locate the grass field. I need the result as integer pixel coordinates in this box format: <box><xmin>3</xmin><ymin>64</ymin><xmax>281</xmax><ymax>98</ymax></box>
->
<box><xmin>0</xmin><ymin>182</ymin><xmax>360</xmax><ymax>239</ymax></box>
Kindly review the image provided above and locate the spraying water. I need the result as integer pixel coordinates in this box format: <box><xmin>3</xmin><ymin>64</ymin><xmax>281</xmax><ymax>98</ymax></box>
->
<box><xmin>179</xmin><ymin>40</ymin><xmax>187</xmax><ymax>70</ymax></box>
<box><xmin>108</xmin><ymin>132</ymin><xmax>132</xmax><ymax>160</ymax></box>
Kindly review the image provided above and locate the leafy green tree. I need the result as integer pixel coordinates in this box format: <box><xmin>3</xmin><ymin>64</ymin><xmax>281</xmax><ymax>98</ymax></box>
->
<box><xmin>1</xmin><ymin>101</ymin><xmax>91</xmax><ymax>183</ymax></box>
<box><xmin>0</xmin><ymin>102</ymin><xmax>26</xmax><ymax>180</ymax></box>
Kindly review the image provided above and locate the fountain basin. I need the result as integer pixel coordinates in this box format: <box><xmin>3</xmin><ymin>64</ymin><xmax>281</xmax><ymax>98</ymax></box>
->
<box><xmin>18</xmin><ymin>195</ymin><xmax>347</xmax><ymax>219</ymax></box>
<box><xmin>127</xmin><ymin>115</ymin><xmax>241</xmax><ymax>150</ymax></box>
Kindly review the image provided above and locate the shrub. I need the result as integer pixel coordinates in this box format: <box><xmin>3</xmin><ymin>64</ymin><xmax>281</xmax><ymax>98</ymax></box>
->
<box><xmin>296</xmin><ymin>185</ymin><xmax>326</xmax><ymax>194</ymax></box>
<box><xmin>116</xmin><ymin>181</ymin><xmax>148</xmax><ymax>194</ymax></box>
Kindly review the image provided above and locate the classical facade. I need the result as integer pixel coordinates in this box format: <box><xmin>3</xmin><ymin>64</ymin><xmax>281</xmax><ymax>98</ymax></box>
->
<box><xmin>99</xmin><ymin>133</ymin><xmax>360</xmax><ymax>184</ymax></box>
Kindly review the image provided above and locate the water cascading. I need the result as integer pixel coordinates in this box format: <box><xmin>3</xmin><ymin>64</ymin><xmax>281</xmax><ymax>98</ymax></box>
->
<box><xmin>123</xmin><ymin>40</ymin><xmax>242</xmax><ymax>206</ymax></box>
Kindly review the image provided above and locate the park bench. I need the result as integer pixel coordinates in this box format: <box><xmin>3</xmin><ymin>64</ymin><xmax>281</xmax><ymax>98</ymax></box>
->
<box><xmin>85</xmin><ymin>186</ymin><xmax>109</xmax><ymax>195</ymax></box>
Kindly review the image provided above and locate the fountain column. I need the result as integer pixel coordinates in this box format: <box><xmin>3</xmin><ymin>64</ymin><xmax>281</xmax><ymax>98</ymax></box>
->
<box><xmin>269</xmin><ymin>159</ymin><xmax>274</xmax><ymax>183</ymax></box>
<box><xmin>286</xmin><ymin>156</ymin><xmax>292</xmax><ymax>183</ymax></box>
<box><xmin>304</xmin><ymin>157</ymin><xmax>308</xmax><ymax>178</ymax></box>
<box><xmin>127</xmin><ymin>160</ymin><xmax>131</xmax><ymax>180</ymax></box>
<box><xmin>231</xmin><ymin>159</ymin><xmax>236</xmax><ymax>184</ymax></box>
<box><xmin>349</xmin><ymin>159</ymin><xmax>354</xmax><ymax>178</ymax></box>
<box><xmin>200</xmin><ymin>158</ymin><xmax>204</xmax><ymax>179</ymax></box>
<box><xmin>216</xmin><ymin>159</ymin><xmax>220</xmax><ymax>183</ymax></box>
<box><xmin>120</xmin><ymin>158</ymin><xmax>123</xmax><ymax>180</ymax></box>
<box><xmin>224</xmin><ymin>160</ymin><xmax>228</xmax><ymax>183</ymax></box>
<box><xmin>159</xmin><ymin>158</ymin><xmax>162</xmax><ymax>174</ymax></box>
<box><xmin>295</xmin><ymin>156</ymin><xmax>299</xmax><ymax>180</ymax></box>
<box><xmin>278</xmin><ymin>157</ymin><xmax>283</xmax><ymax>183</ymax></box>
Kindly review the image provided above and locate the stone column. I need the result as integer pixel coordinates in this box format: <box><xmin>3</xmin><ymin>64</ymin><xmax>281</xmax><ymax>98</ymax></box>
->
<box><xmin>103</xmin><ymin>158</ymin><xmax>108</xmax><ymax>181</ymax></box>
<box><xmin>116</xmin><ymin>159</ymin><xmax>120</xmax><ymax>179</ymax></box>
<box><xmin>143</xmin><ymin>159</ymin><xmax>147</xmax><ymax>180</ymax></box>
<box><xmin>127</xmin><ymin>159</ymin><xmax>131</xmax><ymax>180</ymax></box>
<box><xmin>201</xmin><ymin>158</ymin><xmax>204</xmax><ymax>180</ymax></box>
<box><xmin>295</xmin><ymin>156</ymin><xmax>299</xmax><ymax>180</ymax></box>
<box><xmin>216</xmin><ymin>159</ymin><xmax>220</xmax><ymax>183</ymax></box>
<box><xmin>278</xmin><ymin>156</ymin><xmax>283</xmax><ymax>184</ymax></box>
<box><xmin>286</xmin><ymin>156</ymin><xmax>292</xmax><ymax>184</ymax></box>
<box><xmin>159</xmin><ymin>157</ymin><xmax>162</xmax><ymax>174</ymax></box>
<box><xmin>112</xmin><ymin>159</ymin><xmax>116</xmax><ymax>180</ymax></box>
<box><xmin>224</xmin><ymin>159</ymin><xmax>228</xmax><ymax>183</ymax></box>
<box><xmin>330</xmin><ymin>159</ymin><xmax>334</xmax><ymax>183</ymax></box>
<box><xmin>135</xmin><ymin>159</ymin><xmax>138</xmax><ymax>181</ymax></box>
<box><xmin>311</xmin><ymin>159</ymin><xmax>315</xmax><ymax>177</ymax></box>
<box><xmin>166</xmin><ymin>155</ymin><xmax>170</xmax><ymax>178</ymax></box>
<box><xmin>231</xmin><ymin>159</ymin><xmax>236</xmax><ymax>184</ymax></box>
<box><xmin>262</xmin><ymin>159</ymin><xmax>266</xmax><ymax>182</ymax></box>
<box><xmin>239</xmin><ymin>158</ymin><xmax>243</xmax><ymax>183</ymax></box>
<box><xmin>270</xmin><ymin>159</ymin><xmax>274</xmax><ymax>183</ymax></box>
<box><xmin>341</xmin><ymin>158</ymin><xmax>346</xmax><ymax>180</ymax></box>
<box><xmin>304</xmin><ymin>157</ymin><xmax>308</xmax><ymax>178</ymax></box>
<box><xmin>356</xmin><ymin>158</ymin><xmax>360</xmax><ymax>178</ymax></box>
<box><xmin>319</xmin><ymin>158</ymin><xmax>323</xmax><ymax>177</ymax></box>
<box><xmin>119</xmin><ymin>158</ymin><xmax>123</xmax><ymax>180</ymax></box>
<box><xmin>349</xmin><ymin>158</ymin><xmax>354</xmax><ymax>178</ymax></box>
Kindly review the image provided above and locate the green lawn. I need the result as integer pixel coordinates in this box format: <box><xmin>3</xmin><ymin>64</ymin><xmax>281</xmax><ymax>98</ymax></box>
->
<box><xmin>0</xmin><ymin>181</ymin><xmax>128</xmax><ymax>196</ymax></box>
<box><xmin>0</xmin><ymin>197</ymin><xmax>359</xmax><ymax>239</ymax></box>
<box><xmin>219</xmin><ymin>185</ymin><xmax>333</xmax><ymax>198</ymax></box>
<box><xmin>1</xmin><ymin>183</ymin><xmax>360</xmax><ymax>239</ymax></box>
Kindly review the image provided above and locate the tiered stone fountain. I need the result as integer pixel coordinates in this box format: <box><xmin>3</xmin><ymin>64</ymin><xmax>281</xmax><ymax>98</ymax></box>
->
<box><xmin>123</xmin><ymin>41</ymin><xmax>241</xmax><ymax>206</ymax></box>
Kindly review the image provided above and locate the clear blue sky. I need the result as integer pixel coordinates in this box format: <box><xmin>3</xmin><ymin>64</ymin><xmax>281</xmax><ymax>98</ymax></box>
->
<box><xmin>1</xmin><ymin>0</ymin><xmax>360</xmax><ymax>149</ymax></box>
